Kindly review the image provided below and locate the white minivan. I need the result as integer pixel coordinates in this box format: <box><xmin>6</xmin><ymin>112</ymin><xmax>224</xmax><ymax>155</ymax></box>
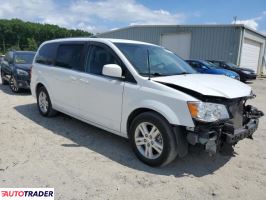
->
<box><xmin>31</xmin><ymin>38</ymin><xmax>263</xmax><ymax>166</ymax></box>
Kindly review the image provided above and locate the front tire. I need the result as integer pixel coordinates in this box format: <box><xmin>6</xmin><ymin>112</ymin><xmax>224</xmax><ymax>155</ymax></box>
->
<box><xmin>37</xmin><ymin>86</ymin><xmax>57</xmax><ymax>117</ymax></box>
<box><xmin>129</xmin><ymin>112</ymin><xmax>178</xmax><ymax>167</ymax></box>
<box><xmin>9</xmin><ymin>75</ymin><xmax>20</xmax><ymax>93</ymax></box>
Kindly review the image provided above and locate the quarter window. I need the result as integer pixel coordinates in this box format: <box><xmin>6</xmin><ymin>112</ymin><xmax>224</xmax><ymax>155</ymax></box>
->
<box><xmin>86</xmin><ymin>45</ymin><xmax>120</xmax><ymax>75</ymax></box>
<box><xmin>35</xmin><ymin>43</ymin><xmax>57</xmax><ymax>65</ymax></box>
<box><xmin>55</xmin><ymin>44</ymin><xmax>85</xmax><ymax>71</ymax></box>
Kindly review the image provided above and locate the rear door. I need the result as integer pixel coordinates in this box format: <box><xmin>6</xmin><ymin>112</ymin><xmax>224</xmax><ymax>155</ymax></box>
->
<box><xmin>77</xmin><ymin>42</ymin><xmax>125</xmax><ymax>132</ymax></box>
<box><xmin>50</xmin><ymin>42</ymin><xmax>86</xmax><ymax>115</ymax></box>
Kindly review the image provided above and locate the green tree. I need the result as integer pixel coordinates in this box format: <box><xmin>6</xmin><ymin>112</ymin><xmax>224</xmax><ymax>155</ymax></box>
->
<box><xmin>26</xmin><ymin>38</ymin><xmax>38</xmax><ymax>51</ymax></box>
<box><xmin>7</xmin><ymin>45</ymin><xmax>21</xmax><ymax>51</ymax></box>
<box><xmin>0</xmin><ymin>19</ymin><xmax>93</xmax><ymax>53</ymax></box>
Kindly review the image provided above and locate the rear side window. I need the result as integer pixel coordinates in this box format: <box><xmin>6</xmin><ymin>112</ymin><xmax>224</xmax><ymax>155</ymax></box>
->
<box><xmin>212</xmin><ymin>61</ymin><xmax>221</xmax><ymax>67</ymax></box>
<box><xmin>35</xmin><ymin>43</ymin><xmax>57</xmax><ymax>65</ymax></box>
<box><xmin>190</xmin><ymin>61</ymin><xmax>201</xmax><ymax>68</ymax></box>
<box><xmin>55</xmin><ymin>44</ymin><xmax>85</xmax><ymax>71</ymax></box>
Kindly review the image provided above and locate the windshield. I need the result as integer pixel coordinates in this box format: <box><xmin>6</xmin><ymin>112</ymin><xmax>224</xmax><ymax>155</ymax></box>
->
<box><xmin>115</xmin><ymin>43</ymin><xmax>196</xmax><ymax>77</ymax></box>
<box><xmin>201</xmin><ymin>61</ymin><xmax>220</xmax><ymax>69</ymax></box>
<box><xmin>15</xmin><ymin>53</ymin><xmax>35</xmax><ymax>64</ymax></box>
<box><xmin>226</xmin><ymin>62</ymin><xmax>238</xmax><ymax>68</ymax></box>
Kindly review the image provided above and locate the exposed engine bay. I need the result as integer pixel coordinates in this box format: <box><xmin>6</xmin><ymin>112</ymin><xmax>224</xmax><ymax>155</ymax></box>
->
<box><xmin>156</xmin><ymin>81</ymin><xmax>264</xmax><ymax>155</ymax></box>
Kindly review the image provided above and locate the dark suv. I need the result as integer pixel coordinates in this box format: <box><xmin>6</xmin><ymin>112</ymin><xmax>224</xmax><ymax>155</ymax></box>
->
<box><xmin>208</xmin><ymin>60</ymin><xmax>257</xmax><ymax>82</ymax></box>
<box><xmin>1</xmin><ymin>51</ymin><xmax>35</xmax><ymax>92</ymax></box>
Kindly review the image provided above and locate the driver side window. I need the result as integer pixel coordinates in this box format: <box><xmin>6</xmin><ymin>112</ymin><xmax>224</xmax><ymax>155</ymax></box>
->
<box><xmin>86</xmin><ymin>45</ymin><xmax>120</xmax><ymax>75</ymax></box>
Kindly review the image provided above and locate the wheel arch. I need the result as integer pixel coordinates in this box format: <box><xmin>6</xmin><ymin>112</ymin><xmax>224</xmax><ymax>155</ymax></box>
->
<box><xmin>127</xmin><ymin>108</ymin><xmax>158</xmax><ymax>135</ymax></box>
<box><xmin>35</xmin><ymin>82</ymin><xmax>45</xmax><ymax>95</ymax></box>
<box><xmin>34</xmin><ymin>81</ymin><xmax>52</xmax><ymax>100</ymax></box>
<box><xmin>126</xmin><ymin>103</ymin><xmax>180</xmax><ymax>136</ymax></box>
<box><xmin>126</xmin><ymin>105</ymin><xmax>189</xmax><ymax>159</ymax></box>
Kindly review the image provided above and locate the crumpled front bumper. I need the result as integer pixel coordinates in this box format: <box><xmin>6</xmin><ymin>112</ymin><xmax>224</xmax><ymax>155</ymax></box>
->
<box><xmin>186</xmin><ymin>105</ymin><xmax>264</xmax><ymax>155</ymax></box>
<box><xmin>224</xmin><ymin>119</ymin><xmax>258</xmax><ymax>144</ymax></box>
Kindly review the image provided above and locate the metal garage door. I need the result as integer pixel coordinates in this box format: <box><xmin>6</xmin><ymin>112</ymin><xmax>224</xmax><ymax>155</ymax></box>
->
<box><xmin>161</xmin><ymin>33</ymin><xmax>191</xmax><ymax>59</ymax></box>
<box><xmin>240</xmin><ymin>38</ymin><xmax>261</xmax><ymax>72</ymax></box>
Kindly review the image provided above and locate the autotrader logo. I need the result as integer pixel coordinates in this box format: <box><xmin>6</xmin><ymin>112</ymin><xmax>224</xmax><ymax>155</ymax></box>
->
<box><xmin>0</xmin><ymin>188</ymin><xmax>54</xmax><ymax>200</ymax></box>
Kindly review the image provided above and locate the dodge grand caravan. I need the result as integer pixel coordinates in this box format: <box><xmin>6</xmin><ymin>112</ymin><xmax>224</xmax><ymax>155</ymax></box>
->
<box><xmin>31</xmin><ymin>38</ymin><xmax>263</xmax><ymax>166</ymax></box>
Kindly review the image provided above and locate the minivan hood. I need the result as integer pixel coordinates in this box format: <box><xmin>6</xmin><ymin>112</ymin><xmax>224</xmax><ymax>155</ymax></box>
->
<box><xmin>152</xmin><ymin>74</ymin><xmax>251</xmax><ymax>99</ymax></box>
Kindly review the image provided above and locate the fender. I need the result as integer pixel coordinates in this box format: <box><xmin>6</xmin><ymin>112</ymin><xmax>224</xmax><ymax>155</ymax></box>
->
<box><xmin>121</xmin><ymin>99</ymin><xmax>195</xmax><ymax>137</ymax></box>
<box><xmin>32</xmin><ymin>72</ymin><xmax>55</xmax><ymax>104</ymax></box>
<box><xmin>137</xmin><ymin>99</ymin><xmax>181</xmax><ymax>124</ymax></box>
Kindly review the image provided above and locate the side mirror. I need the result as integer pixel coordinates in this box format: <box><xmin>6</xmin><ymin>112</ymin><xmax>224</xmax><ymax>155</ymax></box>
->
<box><xmin>102</xmin><ymin>64</ymin><xmax>122</xmax><ymax>78</ymax></box>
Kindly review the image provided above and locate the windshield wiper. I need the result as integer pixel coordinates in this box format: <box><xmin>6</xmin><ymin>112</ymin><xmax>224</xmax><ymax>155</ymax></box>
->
<box><xmin>169</xmin><ymin>72</ymin><xmax>190</xmax><ymax>76</ymax></box>
<box><xmin>140</xmin><ymin>72</ymin><xmax>164</xmax><ymax>77</ymax></box>
<box><xmin>140</xmin><ymin>72</ymin><xmax>191</xmax><ymax>77</ymax></box>
<box><xmin>179</xmin><ymin>72</ymin><xmax>190</xmax><ymax>75</ymax></box>
<box><xmin>151</xmin><ymin>72</ymin><xmax>163</xmax><ymax>77</ymax></box>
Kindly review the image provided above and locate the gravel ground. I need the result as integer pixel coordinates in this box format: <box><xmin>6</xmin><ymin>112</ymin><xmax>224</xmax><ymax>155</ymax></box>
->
<box><xmin>0</xmin><ymin>78</ymin><xmax>266</xmax><ymax>200</ymax></box>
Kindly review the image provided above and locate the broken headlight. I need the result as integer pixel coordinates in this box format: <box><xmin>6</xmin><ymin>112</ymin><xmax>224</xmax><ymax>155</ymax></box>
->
<box><xmin>187</xmin><ymin>101</ymin><xmax>229</xmax><ymax>122</ymax></box>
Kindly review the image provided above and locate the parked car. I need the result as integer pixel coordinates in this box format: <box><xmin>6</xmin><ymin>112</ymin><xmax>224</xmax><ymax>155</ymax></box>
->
<box><xmin>0</xmin><ymin>55</ymin><xmax>4</xmax><ymax>71</ymax></box>
<box><xmin>208</xmin><ymin>60</ymin><xmax>257</xmax><ymax>82</ymax></box>
<box><xmin>186</xmin><ymin>59</ymin><xmax>240</xmax><ymax>80</ymax></box>
<box><xmin>31</xmin><ymin>38</ymin><xmax>263</xmax><ymax>167</ymax></box>
<box><xmin>0</xmin><ymin>55</ymin><xmax>5</xmax><ymax>62</ymax></box>
<box><xmin>1</xmin><ymin>51</ymin><xmax>36</xmax><ymax>92</ymax></box>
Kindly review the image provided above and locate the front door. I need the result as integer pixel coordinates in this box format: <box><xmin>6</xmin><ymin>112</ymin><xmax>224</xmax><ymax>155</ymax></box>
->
<box><xmin>78</xmin><ymin>42</ymin><xmax>125</xmax><ymax>132</ymax></box>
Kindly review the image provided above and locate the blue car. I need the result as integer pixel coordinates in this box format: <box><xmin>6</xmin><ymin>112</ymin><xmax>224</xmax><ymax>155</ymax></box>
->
<box><xmin>186</xmin><ymin>60</ymin><xmax>240</xmax><ymax>80</ymax></box>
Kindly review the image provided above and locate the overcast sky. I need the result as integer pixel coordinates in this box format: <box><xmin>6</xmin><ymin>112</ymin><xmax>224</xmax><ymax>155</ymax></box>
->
<box><xmin>0</xmin><ymin>0</ymin><xmax>265</xmax><ymax>34</ymax></box>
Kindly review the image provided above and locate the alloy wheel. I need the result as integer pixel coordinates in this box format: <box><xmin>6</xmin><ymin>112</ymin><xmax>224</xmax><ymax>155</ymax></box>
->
<box><xmin>38</xmin><ymin>91</ymin><xmax>49</xmax><ymax>113</ymax></box>
<box><xmin>10</xmin><ymin>76</ymin><xmax>19</xmax><ymax>92</ymax></box>
<box><xmin>134</xmin><ymin>122</ymin><xmax>164</xmax><ymax>159</ymax></box>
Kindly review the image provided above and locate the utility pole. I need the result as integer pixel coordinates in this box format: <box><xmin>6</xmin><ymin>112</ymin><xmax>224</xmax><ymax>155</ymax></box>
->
<box><xmin>3</xmin><ymin>38</ymin><xmax>5</xmax><ymax>53</ymax></box>
<box><xmin>17</xmin><ymin>36</ymin><xmax>20</xmax><ymax>49</ymax></box>
<box><xmin>233</xmin><ymin>16</ymin><xmax>237</xmax><ymax>24</ymax></box>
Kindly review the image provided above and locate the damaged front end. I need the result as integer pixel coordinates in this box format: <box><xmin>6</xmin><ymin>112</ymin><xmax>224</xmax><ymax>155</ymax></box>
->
<box><xmin>186</xmin><ymin>95</ymin><xmax>264</xmax><ymax>155</ymax></box>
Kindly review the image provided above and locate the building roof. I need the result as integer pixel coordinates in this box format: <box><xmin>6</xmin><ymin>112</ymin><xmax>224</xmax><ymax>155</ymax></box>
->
<box><xmin>97</xmin><ymin>24</ymin><xmax>266</xmax><ymax>38</ymax></box>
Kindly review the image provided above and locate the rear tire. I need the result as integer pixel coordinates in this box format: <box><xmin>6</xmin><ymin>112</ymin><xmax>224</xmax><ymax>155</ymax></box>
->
<box><xmin>129</xmin><ymin>111</ymin><xmax>178</xmax><ymax>167</ymax></box>
<box><xmin>1</xmin><ymin>70</ymin><xmax>8</xmax><ymax>85</ymax></box>
<box><xmin>37</xmin><ymin>86</ymin><xmax>57</xmax><ymax>117</ymax></box>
